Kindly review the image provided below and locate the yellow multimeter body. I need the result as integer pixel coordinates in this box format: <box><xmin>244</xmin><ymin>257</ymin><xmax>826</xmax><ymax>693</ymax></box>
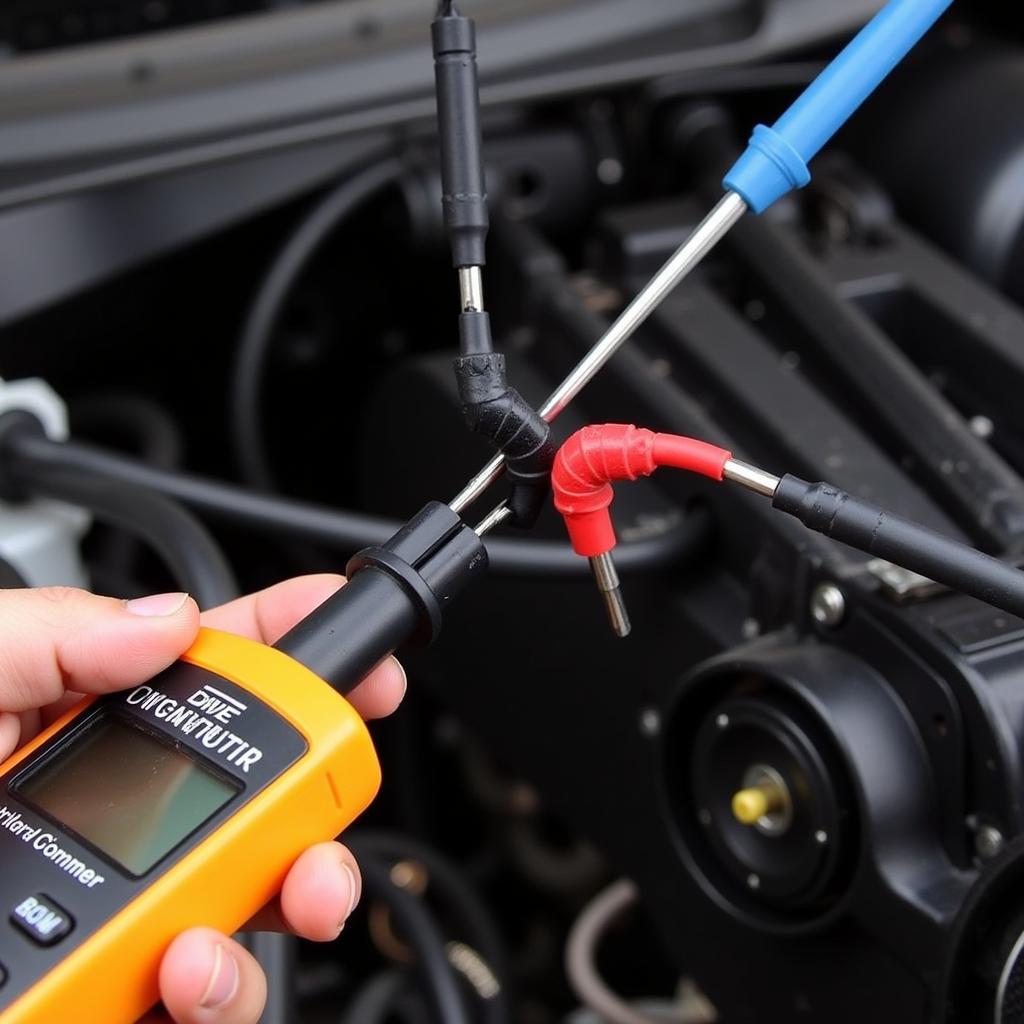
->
<box><xmin>0</xmin><ymin>627</ymin><xmax>381</xmax><ymax>1023</ymax></box>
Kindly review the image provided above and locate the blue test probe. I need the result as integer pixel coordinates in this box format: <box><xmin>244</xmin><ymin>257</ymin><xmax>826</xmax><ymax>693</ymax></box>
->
<box><xmin>725</xmin><ymin>0</ymin><xmax>955</xmax><ymax>213</ymax></box>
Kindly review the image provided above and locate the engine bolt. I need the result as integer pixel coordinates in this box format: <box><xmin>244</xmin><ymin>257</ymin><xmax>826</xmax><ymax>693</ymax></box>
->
<box><xmin>975</xmin><ymin>824</ymin><xmax>1005</xmax><ymax>862</ymax></box>
<box><xmin>810</xmin><ymin>583</ymin><xmax>846</xmax><ymax>628</ymax></box>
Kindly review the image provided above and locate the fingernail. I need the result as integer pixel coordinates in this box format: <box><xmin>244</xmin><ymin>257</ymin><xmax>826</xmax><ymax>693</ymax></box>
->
<box><xmin>125</xmin><ymin>592</ymin><xmax>189</xmax><ymax>617</ymax></box>
<box><xmin>200</xmin><ymin>944</ymin><xmax>239</xmax><ymax>1009</ymax></box>
<box><xmin>391</xmin><ymin>657</ymin><xmax>408</xmax><ymax>699</ymax></box>
<box><xmin>341</xmin><ymin>862</ymin><xmax>360</xmax><ymax>924</ymax></box>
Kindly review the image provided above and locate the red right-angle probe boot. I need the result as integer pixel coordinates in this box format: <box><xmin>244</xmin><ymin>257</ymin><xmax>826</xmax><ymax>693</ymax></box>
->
<box><xmin>551</xmin><ymin>425</ymin><xmax>733</xmax><ymax>638</ymax></box>
<box><xmin>552</xmin><ymin>424</ymin><xmax>733</xmax><ymax>557</ymax></box>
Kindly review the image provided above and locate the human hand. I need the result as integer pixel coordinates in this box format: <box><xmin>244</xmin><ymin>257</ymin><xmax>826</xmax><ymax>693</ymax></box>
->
<box><xmin>0</xmin><ymin>576</ymin><xmax>405</xmax><ymax>1024</ymax></box>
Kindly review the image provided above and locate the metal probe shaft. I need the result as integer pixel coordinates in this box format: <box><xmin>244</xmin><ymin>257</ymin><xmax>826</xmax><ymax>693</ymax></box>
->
<box><xmin>589</xmin><ymin>551</ymin><xmax>631</xmax><ymax>638</ymax></box>
<box><xmin>474</xmin><ymin>503</ymin><xmax>511</xmax><ymax>537</ymax></box>
<box><xmin>458</xmin><ymin>267</ymin><xmax>485</xmax><ymax>313</ymax></box>
<box><xmin>723</xmin><ymin>459</ymin><xmax>781</xmax><ymax>497</ymax></box>
<box><xmin>450</xmin><ymin>191</ymin><xmax>748</xmax><ymax>516</ymax></box>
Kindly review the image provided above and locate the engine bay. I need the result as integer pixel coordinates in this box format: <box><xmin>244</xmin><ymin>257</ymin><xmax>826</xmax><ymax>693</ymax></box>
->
<box><xmin>4</xmin><ymin>2</ymin><xmax>1024</xmax><ymax>1022</ymax></box>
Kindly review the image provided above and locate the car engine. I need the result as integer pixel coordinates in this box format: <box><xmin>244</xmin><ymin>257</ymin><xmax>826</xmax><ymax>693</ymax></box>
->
<box><xmin>3</xmin><ymin>2</ymin><xmax>1024</xmax><ymax>1022</ymax></box>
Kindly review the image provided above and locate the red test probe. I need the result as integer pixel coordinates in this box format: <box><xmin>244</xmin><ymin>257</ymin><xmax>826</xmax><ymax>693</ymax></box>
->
<box><xmin>552</xmin><ymin>424</ymin><xmax>1024</xmax><ymax>637</ymax></box>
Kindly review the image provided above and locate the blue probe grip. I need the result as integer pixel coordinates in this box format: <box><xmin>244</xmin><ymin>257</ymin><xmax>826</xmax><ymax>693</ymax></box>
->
<box><xmin>724</xmin><ymin>0</ymin><xmax>954</xmax><ymax>213</ymax></box>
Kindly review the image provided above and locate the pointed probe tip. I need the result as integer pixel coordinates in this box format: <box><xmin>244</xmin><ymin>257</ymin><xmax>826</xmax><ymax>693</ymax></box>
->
<box><xmin>609</xmin><ymin>602</ymin><xmax>632</xmax><ymax>639</ymax></box>
<box><xmin>589</xmin><ymin>553</ymin><xmax>632</xmax><ymax>638</ymax></box>
<box><xmin>605</xmin><ymin>589</ymin><xmax>632</xmax><ymax>638</ymax></box>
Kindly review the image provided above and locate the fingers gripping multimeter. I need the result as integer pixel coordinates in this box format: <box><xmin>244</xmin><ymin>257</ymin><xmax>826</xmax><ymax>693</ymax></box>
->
<box><xmin>0</xmin><ymin>503</ymin><xmax>487</xmax><ymax>1023</ymax></box>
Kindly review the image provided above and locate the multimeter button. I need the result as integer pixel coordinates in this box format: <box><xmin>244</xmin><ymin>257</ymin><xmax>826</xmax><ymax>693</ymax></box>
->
<box><xmin>10</xmin><ymin>894</ymin><xmax>74</xmax><ymax>946</ymax></box>
<box><xmin>0</xmin><ymin>962</ymin><xmax>7</xmax><ymax>987</ymax></box>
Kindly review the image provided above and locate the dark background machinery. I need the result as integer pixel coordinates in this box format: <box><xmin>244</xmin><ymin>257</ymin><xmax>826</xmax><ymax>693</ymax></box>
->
<box><xmin>5</xmin><ymin>1</ymin><xmax>1024</xmax><ymax>1022</ymax></box>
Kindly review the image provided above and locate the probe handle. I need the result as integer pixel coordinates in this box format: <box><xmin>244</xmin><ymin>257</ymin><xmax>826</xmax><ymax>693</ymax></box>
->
<box><xmin>274</xmin><ymin>502</ymin><xmax>489</xmax><ymax>694</ymax></box>
<box><xmin>433</xmin><ymin>7</ymin><xmax>489</xmax><ymax>268</ymax></box>
<box><xmin>724</xmin><ymin>0</ymin><xmax>954</xmax><ymax>213</ymax></box>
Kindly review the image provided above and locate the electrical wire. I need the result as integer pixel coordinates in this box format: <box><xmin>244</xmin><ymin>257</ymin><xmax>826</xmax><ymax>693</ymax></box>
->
<box><xmin>69</xmin><ymin>394</ymin><xmax>184</xmax><ymax>470</ymax></box>
<box><xmin>340</xmin><ymin>970</ymin><xmax>423</xmax><ymax>1024</ymax></box>
<box><xmin>69</xmin><ymin>393</ymin><xmax>187</xmax><ymax>585</ymax></box>
<box><xmin>504</xmin><ymin>821</ymin><xmax>605</xmax><ymax>896</ymax></box>
<box><xmin>1</xmin><ymin>433</ymin><xmax>712</xmax><ymax>580</ymax></box>
<box><xmin>566</xmin><ymin>881</ymin><xmax>688</xmax><ymax>1024</ymax></box>
<box><xmin>353</xmin><ymin>852</ymin><xmax>471</xmax><ymax>1024</ymax></box>
<box><xmin>351</xmin><ymin>831</ymin><xmax>512</xmax><ymax>1024</ymax></box>
<box><xmin>231</xmin><ymin>156</ymin><xmax>406</xmax><ymax>492</ymax></box>
<box><xmin>8</xmin><ymin>463</ymin><xmax>237</xmax><ymax>610</ymax></box>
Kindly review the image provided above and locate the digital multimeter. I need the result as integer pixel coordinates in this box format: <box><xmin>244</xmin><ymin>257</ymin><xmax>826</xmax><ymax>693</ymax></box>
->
<box><xmin>0</xmin><ymin>628</ymin><xmax>380</xmax><ymax>1023</ymax></box>
<box><xmin>0</xmin><ymin>500</ymin><xmax>486</xmax><ymax>1023</ymax></box>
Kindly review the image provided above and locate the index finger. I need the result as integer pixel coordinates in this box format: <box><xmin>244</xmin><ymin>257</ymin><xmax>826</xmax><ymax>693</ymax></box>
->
<box><xmin>200</xmin><ymin>575</ymin><xmax>406</xmax><ymax>720</ymax></box>
<box><xmin>200</xmin><ymin>575</ymin><xmax>345</xmax><ymax>644</ymax></box>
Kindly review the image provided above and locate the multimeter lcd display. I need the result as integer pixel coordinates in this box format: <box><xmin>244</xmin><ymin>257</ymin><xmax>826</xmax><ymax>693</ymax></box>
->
<box><xmin>14</xmin><ymin>716</ymin><xmax>239</xmax><ymax>875</ymax></box>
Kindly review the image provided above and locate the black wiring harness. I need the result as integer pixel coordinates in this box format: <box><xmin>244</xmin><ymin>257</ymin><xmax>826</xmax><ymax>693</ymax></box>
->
<box><xmin>347</xmin><ymin>831</ymin><xmax>512</xmax><ymax>1024</ymax></box>
<box><xmin>0</xmin><ymin>427</ymin><xmax>710</xmax><ymax>580</ymax></box>
<box><xmin>0</xmin><ymin>411</ymin><xmax>238</xmax><ymax>610</ymax></box>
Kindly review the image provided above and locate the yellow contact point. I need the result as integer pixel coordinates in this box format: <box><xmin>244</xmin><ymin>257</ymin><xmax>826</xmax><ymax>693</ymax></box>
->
<box><xmin>732</xmin><ymin>783</ymin><xmax>786</xmax><ymax>826</ymax></box>
<box><xmin>732</xmin><ymin>788</ymin><xmax>769</xmax><ymax>824</ymax></box>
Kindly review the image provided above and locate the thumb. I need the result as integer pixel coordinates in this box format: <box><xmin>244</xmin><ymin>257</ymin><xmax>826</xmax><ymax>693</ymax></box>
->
<box><xmin>158</xmin><ymin>928</ymin><xmax>266</xmax><ymax>1024</ymax></box>
<box><xmin>0</xmin><ymin>588</ymin><xmax>200</xmax><ymax>714</ymax></box>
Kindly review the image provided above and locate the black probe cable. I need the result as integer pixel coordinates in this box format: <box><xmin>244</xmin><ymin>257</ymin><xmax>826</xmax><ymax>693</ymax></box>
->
<box><xmin>0</xmin><ymin>430</ymin><xmax>710</xmax><ymax>580</ymax></box>
<box><xmin>5</xmin><ymin>459</ymin><xmax>238</xmax><ymax>610</ymax></box>
<box><xmin>354</xmin><ymin>854</ymin><xmax>471</xmax><ymax>1024</ymax></box>
<box><xmin>232</xmin><ymin>155</ymin><xmax>405</xmax><ymax>492</ymax></box>
<box><xmin>770</xmin><ymin>474</ymin><xmax>1024</xmax><ymax>618</ymax></box>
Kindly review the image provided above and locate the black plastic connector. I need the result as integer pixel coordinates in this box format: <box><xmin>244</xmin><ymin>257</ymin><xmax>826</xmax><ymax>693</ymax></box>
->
<box><xmin>454</xmin><ymin>345</ymin><xmax>555</xmax><ymax>528</ymax></box>
<box><xmin>432</xmin><ymin>2</ymin><xmax>489</xmax><ymax>269</ymax></box>
<box><xmin>274</xmin><ymin>502</ymin><xmax>488</xmax><ymax>694</ymax></box>
<box><xmin>773</xmin><ymin>475</ymin><xmax>1024</xmax><ymax>619</ymax></box>
<box><xmin>458</xmin><ymin>309</ymin><xmax>493</xmax><ymax>357</ymax></box>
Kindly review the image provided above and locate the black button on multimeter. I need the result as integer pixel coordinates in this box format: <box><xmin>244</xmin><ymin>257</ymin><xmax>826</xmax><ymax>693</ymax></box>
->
<box><xmin>10</xmin><ymin>895</ymin><xmax>73</xmax><ymax>947</ymax></box>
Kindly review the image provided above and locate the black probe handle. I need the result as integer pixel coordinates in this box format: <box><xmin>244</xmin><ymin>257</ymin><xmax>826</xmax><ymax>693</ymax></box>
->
<box><xmin>773</xmin><ymin>475</ymin><xmax>1024</xmax><ymax>619</ymax></box>
<box><xmin>274</xmin><ymin>569</ymin><xmax>419</xmax><ymax>696</ymax></box>
<box><xmin>432</xmin><ymin>8</ymin><xmax>488</xmax><ymax>268</ymax></box>
<box><xmin>274</xmin><ymin>502</ymin><xmax>488</xmax><ymax>695</ymax></box>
